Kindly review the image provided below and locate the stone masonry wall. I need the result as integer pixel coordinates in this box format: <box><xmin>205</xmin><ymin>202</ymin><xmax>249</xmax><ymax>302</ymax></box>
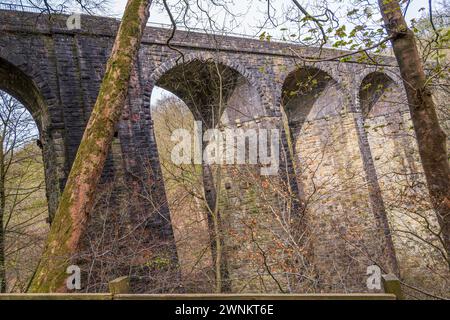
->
<box><xmin>0</xmin><ymin>10</ymin><xmax>438</xmax><ymax>293</ymax></box>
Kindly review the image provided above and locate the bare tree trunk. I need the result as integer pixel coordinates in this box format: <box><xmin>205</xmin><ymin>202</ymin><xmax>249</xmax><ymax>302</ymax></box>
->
<box><xmin>378</xmin><ymin>0</ymin><xmax>450</xmax><ymax>260</ymax></box>
<box><xmin>28</xmin><ymin>0</ymin><xmax>151</xmax><ymax>292</ymax></box>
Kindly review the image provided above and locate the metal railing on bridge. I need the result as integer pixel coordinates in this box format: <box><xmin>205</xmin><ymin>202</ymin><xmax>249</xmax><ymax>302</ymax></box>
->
<box><xmin>0</xmin><ymin>1</ymin><xmax>301</xmax><ymax>45</ymax></box>
<box><xmin>0</xmin><ymin>2</ymin><xmax>45</xmax><ymax>13</ymax></box>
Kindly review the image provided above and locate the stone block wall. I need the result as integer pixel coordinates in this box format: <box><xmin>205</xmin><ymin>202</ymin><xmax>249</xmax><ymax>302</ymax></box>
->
<box><xmin>1</xmin><ymin>10</ymin><xmax>444</xmax><ymax>294</ymax></box>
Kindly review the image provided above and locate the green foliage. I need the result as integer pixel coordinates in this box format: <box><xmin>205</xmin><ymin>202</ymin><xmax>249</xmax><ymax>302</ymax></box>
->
<box><xmin>259</xmin><ymin>32</ymin><xmax>272</xmax><ymax>42</ymax></box>
<box><xmin>145</xmin><ymin>256</ymin><xmax>171</xmax><ymax>269</ymax></box>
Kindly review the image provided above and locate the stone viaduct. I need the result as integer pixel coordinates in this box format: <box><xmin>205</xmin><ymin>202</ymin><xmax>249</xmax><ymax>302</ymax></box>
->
<box><xmin>0</xmin><ymin>9</ymin><xmax>419</xmax><ymax>292</ymax></box>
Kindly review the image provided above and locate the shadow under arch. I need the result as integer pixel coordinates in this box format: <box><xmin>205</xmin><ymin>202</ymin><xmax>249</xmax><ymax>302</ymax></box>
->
<box><xmin>146</xmin><ymin>55</ymin><xmax>268</xmax><ymax>293</ymax></box>
<box><xmin>0</xmin><ymin>58</ymin><xmax>48</xmax><ymax>130</ymax></box>
<box><xmin>353</xmin><ymin>70</ymin><xmax>407</xmax><ymax>275</ymax></box>
<box><xmin>0</xmin><ymin>56</ymin><xmax>62</xmax><ymax>222</ymax></box>
<box><xmin>282</xmin><ymin>66</ymin><xmax>348</xmax><ymax>134</ymax></box>
<box><xmin>280</xmin><ymin>66</ymin><xmax>349</xmax><ymax>201</ymax></box>
<box><xmin>359</xmin><ymin>70</ymin><xmax>413</xmax><ymax>175</ymax></box>
<box><xmin>359</xmin><ymin>71</ymin><xmax>407</xmax><ymax>118</ymax></box>
<box><xmin>144</xmin><ymin>53</ymin><xmax>269</xmax><ymax>126</ymax></box>
<box><xmin>280</xmin><ymin>65</ymin><xmax>395</xmax><ymax>290</ymax></box>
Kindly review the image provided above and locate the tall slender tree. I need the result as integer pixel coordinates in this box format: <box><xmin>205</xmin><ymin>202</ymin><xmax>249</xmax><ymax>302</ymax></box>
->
<box><xmin>378</xmin><ymin>0</ymin><xmax>450</xmax><ymax>261</ymax></box>
<box><xmin>28</xmin><ymin>0</ymin><xmax>151</xmax><ymax>292</ymax></box>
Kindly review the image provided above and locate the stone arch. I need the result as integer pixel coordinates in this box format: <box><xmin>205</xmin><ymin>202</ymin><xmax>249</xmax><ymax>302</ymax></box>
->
<box><xmin>359</xmin><ymin>70</ymin><xmax>420</xmax><ymax>183</ymax></box>
<box><xmin>280</xmin><ymin>65</ymin><xmax>354</xmax><ymax>194</ymax></box>
<box><xmin>354</xmin><ymin>68</ymin><xmax>406</xmax><ymax>110</ymax></box>
<box><xmin>281</xmin><ymin>66</ymin><xmax>351</xmax><ymax>137</ymax></box>
<box><xmin>281</xmin><ymin>65</ymin><xmax>383</xmax><ymax>290</ymax></box>
<box><xmin>0</xmin><ymin>53</ymin><xmax>64</xmax><ymax>222</ymax></box>
<box><xmin>145</xmin><ymin>53</ymin><xmax>280</xmax><ymax>292</ymax></box>
<box><xmin>356</xmin><ymin>67</ymin><xmax>403</xmax><ymax>88</ymax></box>
<box><xmin>0</xmin><ymin>54</ymin><xmax>50</xmax><ymax>130</ymax></box>
<box><xmin>358</xmin><ymin>70</ymin><xmax>425</xmax><ymax>276</ymax></box>
<box><xmin>143</xmin><ymin>52</ymin><xmax>270</xmax><ymax>122</ymax></box>
<box><xmin>359</xmin><ymin>71</ymin><xmax>408</xmax><ymax>118</ymax></box>
<box><xmin>275</xmin><ymin>62</ymin><xmax>353</xmax><ymax>114</ymax></box>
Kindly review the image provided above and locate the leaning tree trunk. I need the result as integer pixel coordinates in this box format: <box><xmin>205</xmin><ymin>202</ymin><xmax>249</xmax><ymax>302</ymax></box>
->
<box><xmin>378</xmin><ymin>0</ymin><xmax>450</xmax><ymax>260</ymax></box>
<box><xmin>28</xmin><ymin>0</ymin><xmax>151</xmax><ymax>292</ymax></box>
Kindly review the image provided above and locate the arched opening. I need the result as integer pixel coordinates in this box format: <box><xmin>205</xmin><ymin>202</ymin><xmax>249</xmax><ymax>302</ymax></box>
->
<box><xmin>152</xmin><ymin>59</ymin><xmax>244</xmax><ymax>292</ymax></box>
<box><xmin>0</xmin><ymin>57</ymin><xmax>58</xmax><ymax>292</ymax></box>
<box><xmin>150</xmin><ymin>58</ymin><xmax>284</xmax><ymax>293</ymax></box>
<box><xmin>359</xmin><ymin>72</ymin><xmax>439</xmax><ymax>285</ymax></box>
<box><xmin>360</xmin><ymin>72</ymin><xmax>404</xmax><ymax>117</ymax></box>
<box><xmin>0</xmin><ymin>57</ymin><xmax>61</xmax><ymax>223</ymax></box>
<box><xmin>281</xmin><ymin>67</ymin><xmax>377</xmax><ymax>292</ymax></box>
<box><xmin>282</xmin><ymin>67</ymin><xmax>352</xmax><ymax>207</ymax></box>
<box><xmin>283</xmin><ymin>68</ymin><xmax>343</xmax><ymax>125</ymax></box>
<box><xmin>282</xmin><ymin>68</ymin><xmax>347</xmax><ymax>197</ymax></box>
<box><xmin>151</xmin><ymin>86</ymin><xmax>214</xmax><ymax>292</ymax></box>
<box><xmin>0</xmin><ymin>89</ymin><xmax>48</xmax><ymax>292</ymax></box>
<box><xmin>360</xmin><ymin>72</ymin><xmax>421</xmax><ymax>199</ymax></box>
